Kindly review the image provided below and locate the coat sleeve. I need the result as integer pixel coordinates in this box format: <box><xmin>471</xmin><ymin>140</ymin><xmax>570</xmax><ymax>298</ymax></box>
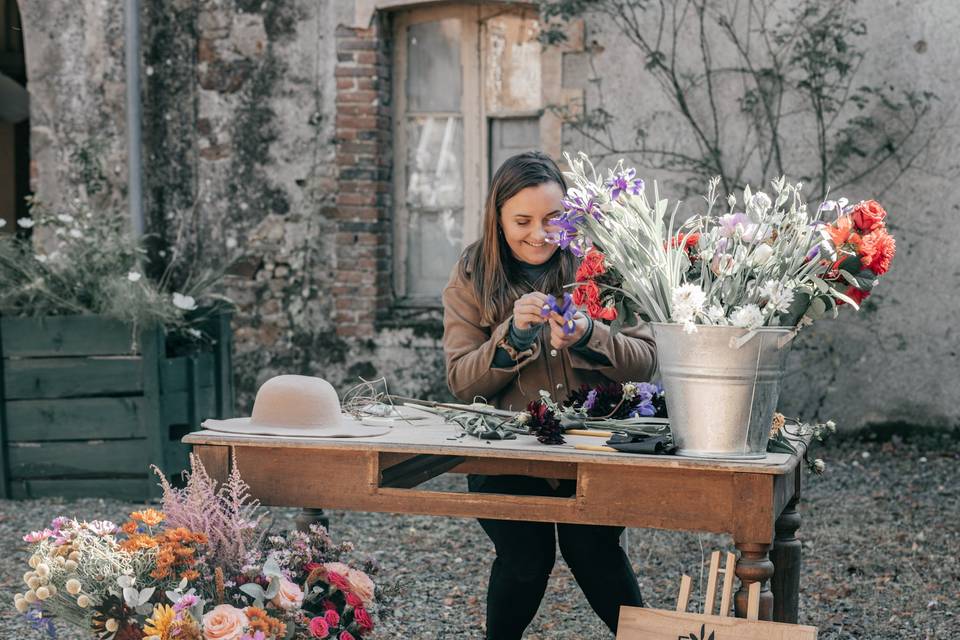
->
<box><xmin>567</xmin><ymin>319</ymin><xmax>658</xmax><ymax>383</ymax></box>
<box><xmin>442</xmin><ymin>283</ymin><xmax>541</xmax><ymax>403</ymax></box>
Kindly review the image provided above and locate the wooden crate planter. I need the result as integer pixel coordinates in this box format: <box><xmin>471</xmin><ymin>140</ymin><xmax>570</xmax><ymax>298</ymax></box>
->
<box><xmin>0</xmin><ymin>312</ymin><xmax>234</xmax><ymax>500</ymax></box>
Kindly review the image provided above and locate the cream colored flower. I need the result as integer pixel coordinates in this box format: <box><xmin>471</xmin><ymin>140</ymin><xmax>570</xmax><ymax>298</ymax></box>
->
<box><xmin>35</xmin><ymin>586</ymin><xmax>50</xmax><ymax>600</ymax></box>
<box><xmin>66</xmin><ymin>579</ymin><xmax>82</xmax><ymax>595</ymax></box>
<box><xmin>271</xmin><ymin>576</ymin><xmax>304</xmax><ymax>611</ymax></box>
<box><xmin>77</xmin><ymin>594</ymin><xmax>91</xmax><ymax>608</ymax></box>
<box><xmin>202</xmin><ymin>604</ymin><xmax>248</xmax><ymax>640</ymax></box>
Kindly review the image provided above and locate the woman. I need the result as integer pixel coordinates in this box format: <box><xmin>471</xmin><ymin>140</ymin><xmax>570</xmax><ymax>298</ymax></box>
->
<box><xmin>441</xmin><ymin>151</ymin><xmax>658</xmax><ymax>638</ymax></box>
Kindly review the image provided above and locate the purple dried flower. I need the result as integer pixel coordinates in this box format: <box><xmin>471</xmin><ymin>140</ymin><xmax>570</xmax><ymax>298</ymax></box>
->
<box><xmin>540</xmin><ymin>293</ymin><xmax>577</xmax><ymax>335</ymax></box>
<box><xmin>582</xmin><ymin>389</ymin><xmax>598</xmax><ymax>412</ymax></box>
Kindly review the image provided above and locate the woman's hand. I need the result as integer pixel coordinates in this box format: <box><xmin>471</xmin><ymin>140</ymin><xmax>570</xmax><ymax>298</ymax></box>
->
<box><xmin>513</xmin><ymin>292</ymin><xmax>549</xmax><ymax>330</ymax></box>
<box><xmin>548</xmin><ymin>310</ymin><xmax>589</xmax><ymax>351</ymax></box>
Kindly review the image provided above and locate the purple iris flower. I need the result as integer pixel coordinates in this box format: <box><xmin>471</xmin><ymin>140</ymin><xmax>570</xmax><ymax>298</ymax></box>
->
<box><xmin>583</xmin><ymin>389</ymin><xmax>598</xmax><ymax>412</ymax></box>
<box><xmin>606</xmin><ymin>167</ymin><xmax>644</xmax><ymax>200</ymax></box>
<box><xmin>562</xmin><ymin>188</ymin><xmax>603</xmax><ymax>222</ymax></box>
<box><xmin>628</xmin><ymin>400</ymin><xmax>656</xmax><ymax>418</ymax></box>
<box><xmin>545</xmin><ymin>227</ymin><xmax>575</xmax><ymax>251</ymax></box>
<box><xmin>805</xmin><ymin>245</ymin><xmax>820</xmax><ymax>261</ymax></box>
<box><xmin>541</xmin><ymin>292</ymin><xmax>577</xmax><ymax>335</ymax></box>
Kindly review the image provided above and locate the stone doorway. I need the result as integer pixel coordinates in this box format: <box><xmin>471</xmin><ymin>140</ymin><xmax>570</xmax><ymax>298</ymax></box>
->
<box><xmin>0</xmin><ymin>0</ymin><xmax>29</xmax><ymax>231</ymax></box>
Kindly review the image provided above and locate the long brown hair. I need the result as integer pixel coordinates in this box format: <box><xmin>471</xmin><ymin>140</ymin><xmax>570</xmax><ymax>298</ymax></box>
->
<box><xmin>460</xmin><ymin>151</ymin><xmax>577</xmax><ymax>326</ymax></box>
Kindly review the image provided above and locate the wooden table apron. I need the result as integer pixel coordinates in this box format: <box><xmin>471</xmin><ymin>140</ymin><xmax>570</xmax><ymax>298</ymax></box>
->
<box><xmin>184</xmin><ymin>428</ymin><xmax>804</xmax><ymax>624</ymax></box>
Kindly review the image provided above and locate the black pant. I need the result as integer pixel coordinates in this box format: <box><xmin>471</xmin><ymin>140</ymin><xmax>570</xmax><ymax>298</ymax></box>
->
<box><xmin>468</xmin><ymin>474</ymin><xmax>644</xmax><ymax>639</ymax></box>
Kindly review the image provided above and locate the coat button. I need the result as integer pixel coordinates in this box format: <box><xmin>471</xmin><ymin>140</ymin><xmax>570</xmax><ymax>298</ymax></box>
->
<box><xmin>550</xmin><ymin>349</ymin><xmax>558</xmax><ymax>357</ymax></box>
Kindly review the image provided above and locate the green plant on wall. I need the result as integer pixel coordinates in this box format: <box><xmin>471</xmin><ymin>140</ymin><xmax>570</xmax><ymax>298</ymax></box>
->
<box><xmin>540</xmin><ymin>0</ymin><xmax>937</xmax><ymax>198</ymax></box>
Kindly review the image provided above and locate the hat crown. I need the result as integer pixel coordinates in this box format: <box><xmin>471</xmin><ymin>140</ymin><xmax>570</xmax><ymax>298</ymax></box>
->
<box><xmin>250</xmin><ymin>375</ymin><xmax>342</xmax><ymax>427</ymax></box>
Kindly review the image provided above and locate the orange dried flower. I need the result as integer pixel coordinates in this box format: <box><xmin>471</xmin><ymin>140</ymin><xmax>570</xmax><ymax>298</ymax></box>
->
<box><xmin>130</xmin><ymin>509</ymin><xmax>165</xmax><ymax>527</ymax></box>
<box><xmin>121</xmin><ymin>521</ymin><xmax>138</xmax><ymax>535</ymax></box>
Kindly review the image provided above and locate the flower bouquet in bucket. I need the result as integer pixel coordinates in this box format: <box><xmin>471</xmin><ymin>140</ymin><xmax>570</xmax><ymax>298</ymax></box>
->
<box><xmin>549</xmin><ymin>153</ymin><xmax>895</xmax><ymax>458</ymax></box>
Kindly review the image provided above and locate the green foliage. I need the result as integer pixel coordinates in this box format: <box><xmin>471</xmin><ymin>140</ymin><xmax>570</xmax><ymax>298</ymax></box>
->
<box><xmin>540</xmin><ymin>0</ymin><xmax>937</xmax><ymax>197</ymax></box>
<box><xmin>0</xmin><ymin>198</ymin><xmax>232</xmax><ymax>341</ymax></box>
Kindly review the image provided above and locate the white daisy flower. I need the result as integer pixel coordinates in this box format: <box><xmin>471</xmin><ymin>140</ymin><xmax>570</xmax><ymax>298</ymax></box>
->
<box><xmin>172</xmin><ymin>292</ymin><xmax>197</xmax><ymax>311</ymax></box>
<box><xmin>17</xmin><ymin>218</ymin><xmax>34</xmax><ymax>229</ymax></box>
<box><xmin>705</xmin><ymin>305</ymin><xmax>727</xmax><ymax>325</ymax></box>
<box><xmin>730</xmin><ymin>304</ymin><xmax>764</xmax><ymax>329</ymax></box>
<box><xmin>671</xmin><ymin>283</ymin><xmax>706</xmax><ymax>325</ymax></box>
<box><xmin>759</xmin><ymin>280</ymin><xmax>795</xmax><ymax>314</ymax></box>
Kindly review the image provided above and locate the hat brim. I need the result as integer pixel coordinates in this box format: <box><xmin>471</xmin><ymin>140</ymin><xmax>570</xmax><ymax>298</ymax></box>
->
<box><xmin>202</xmin><ymin>413</ymin><xmax>392</xmax><ymax>438</ymax></box>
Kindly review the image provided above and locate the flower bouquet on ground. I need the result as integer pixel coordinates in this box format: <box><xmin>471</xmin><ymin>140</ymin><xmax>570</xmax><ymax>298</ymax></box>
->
<box><xmin>11</xmin><ymin>454</ymin><xmax>399</xmax><ymax>640</ymax></box>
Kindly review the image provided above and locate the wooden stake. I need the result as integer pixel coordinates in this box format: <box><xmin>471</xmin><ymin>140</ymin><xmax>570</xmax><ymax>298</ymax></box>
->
<box><xmin>719</xmin><ymin>551</ymin><xmax>736</xmax><ymax>617</ymax></box>
<box><xmin>746</xmin><ymin>581</ymin><xmax>761</xmax><ymax>621</ymax></box>
<box><xmin>676</xmin><ymin>575</ymin><xmax>693</xmax><ymax>612</ymax></box>
<box><xmin>704</xmin><ymin>550</ymin><xmax>721</xmax><ymax>615</ymax></box>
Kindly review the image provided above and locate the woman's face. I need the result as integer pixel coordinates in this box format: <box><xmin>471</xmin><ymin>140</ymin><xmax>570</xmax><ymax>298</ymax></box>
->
<box><xmin>499</xmin><ymin>181</ymin><xmax>564</xmax><ymax>265</ymax></box>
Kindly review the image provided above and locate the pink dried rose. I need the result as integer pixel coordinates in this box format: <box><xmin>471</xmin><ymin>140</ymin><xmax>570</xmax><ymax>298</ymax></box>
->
<box><xmin>308</xmin><ymin>616</ymin><xmax>330</xmax><ymax>639</ymax></box>
<box><xmin>271</xmin><ymin>576</ymin><xmax>304</xmax><ymax>611</ymax></box>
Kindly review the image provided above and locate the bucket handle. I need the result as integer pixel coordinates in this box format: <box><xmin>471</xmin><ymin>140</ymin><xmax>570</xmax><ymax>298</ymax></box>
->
<box><xmin>728</xmin><ymin>326</ymin><xmax>801</xmax><ymax>351</ymax></box>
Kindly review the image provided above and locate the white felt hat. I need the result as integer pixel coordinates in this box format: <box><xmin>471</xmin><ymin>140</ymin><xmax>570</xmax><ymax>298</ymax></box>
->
<box><xmin>202</xmin><ymin>375</ymin><xmax>392</xmax><ymax>438</ymax></box>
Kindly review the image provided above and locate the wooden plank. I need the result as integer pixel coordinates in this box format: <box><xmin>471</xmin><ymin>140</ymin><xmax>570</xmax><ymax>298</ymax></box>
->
<box><xmin>5</xmin><ymin>397</ymin><xmax>146</xmax><ymax>441</ymax></box>
<box><xmin>183</xmin><ymin>420</ymin><xmax>800</xmax><ymax>475</ymax></box>
<box><xmin>9</xmin><ymin>477</ymin><xmax>153</xmax><ymax>500</ymax></box>
<box><xmin>379</xmin><ymin>454</ymin><xmax>466</xmax><ymax>488</ymax></box>
<box><xmin>4</xmin><ymin>357</ymin><xmax>143</xmax><ymax>399</ymax></box>
<box><xmin>206</xmin><ymin>311</ymin><xmax>234</xmax><ymax>418</ymax></box>
<box><xmin>616</xmin><ymin>607</ymin><xmax>817</xmax><ymax>639</ymax></box>
<box><xmin>675</xmin><ymin>575</ymin><xmax>692</xmax><ymax>612</ymax></box>
<box><xmin>1</xmin><ymin>315</ymin><xmax>134</xmax><ymax>357</ymax></box>
<box><xmin>141</xmin><ymin>325</ymin><xmax>165</xmax><ymax>499</ymax></box>
<box><xmin>452</xmin><ymin>458</ymin><xmax>578</xmax><ymax>479</ymax></box>
<box><xmin>192</xmin><ymin>444</ymin><xmax>231</xmax><ymax>483</ymax></box>
<box><xmin>7</xmin><ymin>439</ymin><xmax>149</xmax><ymax>477</ymax></box>
<box><xmin>0</xmin><ymin>318</ymin><xmax>8</xmax><ymax>497</ymax></box>
<box><xmin>719</xmin><ymin>552</ymin><xmax>736</xmax><ymax>617</ymax></box>
<box><xmin>704</xmin><ymin>550</ymin><xmax>721</xmax><ymax>615</ymax></box>
<box><xmin>161</xmin><ymin>356</ymin><xmax>189</xmax><ymax>394</ymax></box>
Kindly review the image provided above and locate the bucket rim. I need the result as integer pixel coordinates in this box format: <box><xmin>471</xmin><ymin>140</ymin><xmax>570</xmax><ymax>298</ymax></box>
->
<box><xmin>649</xmin><ymin>321</ymin><xmax>795</xmax><ymax>335</ymax></box>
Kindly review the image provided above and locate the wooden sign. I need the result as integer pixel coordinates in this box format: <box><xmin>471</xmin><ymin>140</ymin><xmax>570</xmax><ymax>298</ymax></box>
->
<box><xmin>617</xmin><ymin>551</ymin><xmax>817</xmax><ymax>639</ymax></box>
<box><xmin>617</xmin><ymin>607</ymin><xmax>818</xmax><ymax>640</ymax></box>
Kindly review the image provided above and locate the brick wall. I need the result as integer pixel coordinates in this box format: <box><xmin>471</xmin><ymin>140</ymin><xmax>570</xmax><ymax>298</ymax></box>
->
<box><xmin>333</xmin><ymin>17</ymin><xmax>393</xmax><ymax>338</ymax></box>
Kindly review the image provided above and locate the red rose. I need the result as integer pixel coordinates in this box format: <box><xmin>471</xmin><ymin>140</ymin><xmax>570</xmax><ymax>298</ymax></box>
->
<box><xmin>339</xmin><ymin>633</ymin><xmax>355</xmax><ymax>640</ymax></box>
<box><xmin>851</xmin><ymin>200</ymin><xmax>887</xmax><ymax>232</ymax></box>
<box><xmin>326</xmin><ymin>571</ymin><xmax>352</xmax><ymax>592</ymax></box>
<box><xmin>586</xmin><ymin>300</ymin><xmax>617</xmax><ymax>321</ymax></box>
<box><xmin>345</xmin><ymin>593</ymin><xmax>363</xmax><ymax>608</ymax></box>
<box><xmin>576</xmin><ymin>248</ymin><xmax>607</xmax><ymax>281</ymax></box>
<box><xmin>596</xmin><ymin>305</ymin><xmax>617</xmax><ymax>321</ymax></box>
<box><xmin>668</xmin><ymin>231</ymin><xmax>700</xmax><ymax>255</ymax></box>
<box><xmin>859</xmin><ymin>227</ymin><xmax>895</xmax><ymax>275</ymax></box>
<box><xmin>572</xmin><ymin>280</ymin><xmax>601</xmax><ymax>306</ymax></box>
<box><xmin>324</xmin><ymin>610</ymin><xmax>341</xmax><ymax>627</ymax></box>
<box><xmin>353</xmin><ymin>607</ymin><xmax>374</xmax><ymax>632</ymax></box>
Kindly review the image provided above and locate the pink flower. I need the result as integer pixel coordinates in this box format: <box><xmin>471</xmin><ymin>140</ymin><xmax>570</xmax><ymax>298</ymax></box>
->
<box><xmin>344</xmin><ymin>569</ymin><xmax>375</xmax><ymax>606</ymax></box>
<box><xmin>324</xmin><ymin>610</ymin><xmax>340</xmax><ymax>627</ymax></box>
<box><xmin>308</xmin><ymin>616</ymin><xmax>330</xmax><ymax>639</ymax></box>
<box><xmin>174</xmin><ymin>594</ymin><xmax>198</xmax><ymax>612</ymax></box>
<box><xmin>353</xmin><ymin>607</ymin><xmax>374</xmax><ymax>632</ymax></box>
<box><xmin>23</xmin><ymin>529</ymin><xmax>53</xmax><ymax>543</ymax></box>
<box><xmin>345</xmin><ymin>593</ymin><xmax>363</xmax><ymax>608</ymax></box>
<box><xmin>339</xmin><ymin>633</ymin><xmax>355</xmax><ymax>640</ymax></box>
<box><xmin>271</xmin><ymin>576</ymin><xmax>304</xmax><ymax>611</ymax></box>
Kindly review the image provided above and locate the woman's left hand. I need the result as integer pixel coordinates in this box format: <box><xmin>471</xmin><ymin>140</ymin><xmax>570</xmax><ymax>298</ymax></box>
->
<box><xmin>548</xmin><ymin>311</ymin><xmax>589</xmax><ymax>351</ymax></box>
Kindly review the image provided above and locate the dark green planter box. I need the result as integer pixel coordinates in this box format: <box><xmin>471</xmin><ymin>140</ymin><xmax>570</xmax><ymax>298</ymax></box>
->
<box><xmin>0</xmin><ymin>313</ymin><xmax>234</xmax><ymax>500</ymax></box>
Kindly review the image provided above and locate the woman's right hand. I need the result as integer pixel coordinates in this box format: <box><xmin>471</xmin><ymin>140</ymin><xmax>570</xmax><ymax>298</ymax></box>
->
<box><xmin>513</xmin><ymin>292</ymin><xmax>549</xmax><ymax>330</ymax></box>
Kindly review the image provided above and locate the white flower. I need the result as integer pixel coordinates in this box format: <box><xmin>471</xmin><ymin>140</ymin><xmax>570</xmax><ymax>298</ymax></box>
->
<box><xmin>671</xmin><ymin>283</ymin><xmax>706</xmax><ymax>325</ymax></box>
<box><xmin>705</xmin><ymin>305</ymin><xmax>727</xmax><ymax>325</ymax></box>
<box><xmin>759</xmin><ymin>280</ymin><xmax>795</xmax><ymax>314</ymax></box>
<box><xmin>68</xmin><ymin>228</ymin><xmax>84</xmax><ymax>239</ymax></box>
<box><xmin>812</xmin><ymin>459</ymin><xmax>826</xmax><ymax>474</ymax></box>
<box><xmin>0</xmin><ymin>218</ymin><xmax>5</xmax><ymax>228</ymax></box>
<box><xmin>727</xmin><ymin>193</ymin><xmax>737</xmax><ymax>208</ymax></box>
<box><xmin>17</xmin><ymin>217</ymin><xmax>34</xmax><ymax>228</ymax></box>
<box><xmin>621</xmin><ymin>383</ymin><xmax>638</xmax><ymax>400</ymax></box>
<box><xmin>66</xmin><ymin>579</ymin><xmax>82</xmax><ymax>595</ymax></box>
<box><xmin>57</xmin><ymin>214</ymin><xmax>75</xmax><ymax>224</ymax></box>
<box><xmin>751</xmin><ymin>243</ymin><xmax>774</xmax><ymax>266</ymax></box>
<box><xmin>127</xmin><ymin>271</ymin><xmax>142</xmax><ymax>282</ymax></box>
<box><xmin>749</xmin><ymin>191</ymin><xmax>772</xmax><ymax>214</ymax></box>
<box><xmin>35</xmin><ymin>254</ymin><xmax>48</xmax><ymax>263</ymax></box>
<box><xmin>172</xmin><ymin>292</ymin><xmax>197</xmax><ymax>311</ymax></box>
<box><xmin>682</xmin><ymin>320</ymin><xmax>698</xmax><ymax>334</ymax></box>
<box><xmin>730</xmin><ymin>304</ymin><xmax>764</xmax><ymax>329</ymax></box>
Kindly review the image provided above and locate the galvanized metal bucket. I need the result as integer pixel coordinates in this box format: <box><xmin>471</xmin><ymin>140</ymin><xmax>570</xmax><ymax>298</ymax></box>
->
<box><xmin>650</xmin><ymin>322</ymin><xmax>793</xmax><ymax>459</ymax></box>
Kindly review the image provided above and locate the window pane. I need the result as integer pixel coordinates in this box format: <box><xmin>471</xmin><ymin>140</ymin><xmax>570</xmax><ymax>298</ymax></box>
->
<box><xmin>407</xmin><ymin>208</ymin><xmax>464</xmax><ymax>298</ymax></box>
<box><xmin>489</xmin><ymin>117</ymin><xmax>540</xmax><ymax>178</ymax></box>
<box><xmin>407</xmin><ymin>19</ymin><xmax>462</xmax><ymax>112</ymax></box>
<box><xmin>406</xmin><ymin>115</ymin><xmax>463</xmax><ymax>211</ymax></box>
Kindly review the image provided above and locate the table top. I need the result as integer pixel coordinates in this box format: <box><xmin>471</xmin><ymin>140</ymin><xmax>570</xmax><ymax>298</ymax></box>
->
<box><xmin>185</xmin><ymin>406</ymin><xmax>800</xmax><ymax>476</ymax></box>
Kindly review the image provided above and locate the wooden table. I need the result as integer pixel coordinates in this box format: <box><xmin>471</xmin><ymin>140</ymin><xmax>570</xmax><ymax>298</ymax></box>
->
<box><xmin>184</xmin><ymin>408</ymin><xmax>805</xmax><ymax>623</ymax></box>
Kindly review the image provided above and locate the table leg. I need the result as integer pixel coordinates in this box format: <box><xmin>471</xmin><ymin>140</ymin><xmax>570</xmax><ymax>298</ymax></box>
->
<box><xmin>734</xmin><ymin>541</ymin><xmax>774</xmax><ymax>620</ymax></box>
<box><xmin>770</xmin><ymin>497</ymin><xmax>801</xmax><ymax>623</ymax></box>
<box><xmin>294</xmin><ymin>508</ymin><xmax>330</xmax><ymax>533</ymax></box>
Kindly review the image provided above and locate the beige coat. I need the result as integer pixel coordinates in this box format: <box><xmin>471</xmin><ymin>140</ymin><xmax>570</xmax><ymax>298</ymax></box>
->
<box><xmin>442</xmin><ymin>263</ymin><xmax>658</xmax><ymax>412</ymax></box>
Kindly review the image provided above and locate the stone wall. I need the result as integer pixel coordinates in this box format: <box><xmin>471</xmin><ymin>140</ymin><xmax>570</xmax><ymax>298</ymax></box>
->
<box><xmin>16</xmin><ymin>0</ymin><xmax>959</xmax><ymax>430</ymax></box>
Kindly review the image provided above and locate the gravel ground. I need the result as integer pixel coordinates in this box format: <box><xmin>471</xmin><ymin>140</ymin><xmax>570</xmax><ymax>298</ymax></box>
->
<box><xmin>1</xmin><ymin>430</ymin><xmax>956</xmax><ymax>639</ymax></box>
